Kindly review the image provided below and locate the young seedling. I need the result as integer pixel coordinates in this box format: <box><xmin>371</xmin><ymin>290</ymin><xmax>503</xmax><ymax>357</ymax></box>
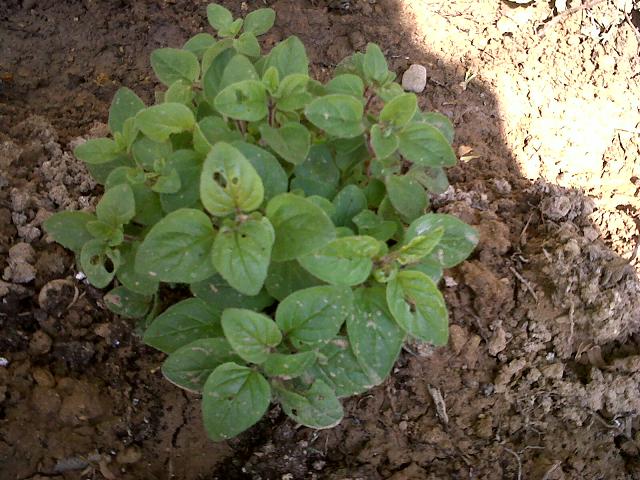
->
<box><xmin>44</xmin><ymin>3</ymin><xmax>478</xmax><ymax>441</ymax></box>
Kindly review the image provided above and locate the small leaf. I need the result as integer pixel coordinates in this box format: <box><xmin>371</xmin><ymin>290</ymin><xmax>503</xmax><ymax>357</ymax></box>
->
<box><xmin>221</xmin><ymin>309</ymin><xmax>282</xmax><ymax>364</ymax></box>
<box><xmin>305</xmin><ymin>94</ymin><xmax>364</xmax><ymax>138</ymax></box>
<box><xmin>131</xmin><ymin>136</ymin><xmax>172</xmax><ymax>169</ymax></box>
<box><xmin>163</xmin><ymin>338</ymin><xmax>237</xmax><ymax>392</ymax></box>
<box><xmin>212</xmin><ymin>216</ymin><xmax>275</xmax><ymax>296</ymax></box>
<box><xmin>264</xmin><ymin>261</ymin><xmax>323</xmax><ymax>301</ymax></box>
<box><xmin>202</xmin><ymin>363</ymin><xmax>271</xmax><ymax>441</ymax></box>
<box><xmin>405</xmin><ymin>213</ymin><xmax>478</xmax><ymax>268</ymax></box>
<box><xmin>385</xmin><ymin>175</ymin><xmax>426</xmax><ymax>222</ymax></box>
<box><xmin>165</xmin><ymin>80</ymin><xmax>194</xmax><ymax>105</ymax></box>
<box><xmin>183</xmin><ymin>33</ymin><xmax>217</xmax><ymax>59</ymax></box>
<box><xmin>150</xmin><ymin>48</ymin><xmax>200</xmax><ymax>86</ymax></box>
<box><xmin>116</xmin><ymin>242</ymin><xmax>159</xmax><ymax>296</ymax></box>
<box><xmin>135</xmin><ymin>208</ymin><xmax>216</xmax><ymax>284</ymax></box>
<box><xmin>152</xmin><ymin>168</ymin><xmax>182</xmax><ymax>194</ymax></box>
<box><xmin>80</xmin><ymin>239</ymin><xmax>120</xmax><ymax>288</ymax></box>
<box><xmin>395</xmin><ymin>228</ymin><xmax>444</xmax><ymax>265</ymax></box>
<box><xmin>386</xmin><ymin>270</ymin><xmax>448</xmax><ymax>344</ymax></box>
<box><xmin>206</xmin><ymin>3</ymin><xmax>233</xmax><ymax>30</ymax></box>
<box><xmin>191</xmin><ymin>274</ymin><xmax>275</xmax><ymax>311</ymax></box>
<box><xmin>135</xmin><ymin>103</ymin><xmax>196</xmax><ymax>142</ymax></box>
<box><xmin>43</xmin><ymin>211</ymin><xmax>95</xmax><ymax>252</ymax></box>
<box><xmin>332</xmin><ymin>185</ymin><xmax>367</xmax><ymax>229</ymax></box>
<box><xmin>352</xmin><ymin>210</ymin><xmax>397</xmax><ymax>242</ymax></box>
<box><xmin>326</xmin><ymin>74</ymin><xmax>364</xmax><ymax>97</ymax></box>
<box><xmin>74</xmin><ymin>138</ymin><xmax>122</xmax><ymax>165</ymax></box>
<box><xmin>263</xmin><ymin>36</ymin><xmax>309</xmax><ymax>78</ymax></box>
<box><xmin>103</xmin><ymin>286</ymin><xmax>151</xmax><ymax>319</ymax></box>
<box><xmin>275</xmin><ymin>286</ymin><xmax>353</xmax><ymax>348</ymax></box>
<box><xmin>259</xmin><ymin>123</ymin><xmax>310</xmax><ymax>165</ymax></box>
<box><xmin>243</xmin><ymin>8</ymin><xmax>275</xmax><ymax>35</ymax></box>
<box><xmin>370</xmin><ymin>124</ymin><xmax>399</xmax><ymax>159</ymax></box>
<box><xmin>218</xmin><ymin>18</ymin><xmax>243</xmax><ymax>38</ymax></box>
<box><xmin>308</xmin><ymin>339</ymin><xmax>372</xmax><ymax>397</ymax></box>
<box><xmin>266</xmin><ymin>193</ymin><xmax>336</xmax><ymax>261</ymax></box>
<box><xmin>233</xmin><ymin>142</ymin><xmax>288</xmax><ymax>202</ymax></box>
<box><xmin>144</xmin><ymin>298</ymin><xmax>222</xmax><ymax>354</ymax></box>
<box><xmin>104</xmin><ymin>166</ymin><xmax>164</xmax><ymax>226</ymax></box>
<box><xmin>275</xmin><ymin>74</ymin><xmax>312</xmax><ymax>112</ymax></box>
<box><xmin>348</xmin><ymin>286</ymin><xmax>404</xmax><ymax>384</ymax></box>
<box><xmin>277</xmin><ymin>380</ymin><xmax>343</xmax><ymax>429</ymax></box>
<box><xmin>109</xmin><ymin>87</ymin><xmax>145</xmax><ymax>134</ymax></box>
<box><xmin>262</xmin><ymin>66</ymin><xmax>280</xmax><ymax>94</ymax></box>
<box><xmin>398</xmin><ymin>123</ymin><xmax>457</xmax><ymax>167</ymax></box>
<box><xmin>214</xmin><ymin>80</ymin><xmax>268</xmax><ymax>121</ymax></box>
<box><xmin>363</xmin><ymin>43</ymin><xmax>388</xmax><ymax>85</ymax></box>
<box><xmin>379</xmin><ymin>93</ymin><xmax>417</xmax><ymax>128</ymax></box>
<box><xmin>96</xmin><ymin>183</ymin><xmax>135</xmax><ymax>226</ymax></box>
<box><xmin>263</xmin><ymin>351</ymin><xmax>316</xmax><ymax>378</ymax></box>
<box><xmin>234</xmin><ymin>32</ymin><xmax>261</xmax><ymax>58</ymax></box>
<box><xmin>200</xmin><ymin>142</ymin><xmax>264</xmax><ymax>216</ymax></box>
<box><xmin>298</xmin><ymin>236</ymin><xmax>380</xmax><ymax>286</ymax></box>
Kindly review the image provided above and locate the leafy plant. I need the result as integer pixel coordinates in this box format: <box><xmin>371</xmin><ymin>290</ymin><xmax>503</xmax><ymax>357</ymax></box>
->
<box><xmin>44</xmin><ymin>3</ymin><xmax>478</xmax><ymax>441</ymax></box>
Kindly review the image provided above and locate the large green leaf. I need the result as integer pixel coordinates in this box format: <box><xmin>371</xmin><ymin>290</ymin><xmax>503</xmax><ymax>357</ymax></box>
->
<box><xmin>193</xmin><ymin>116</ymin><xmax>243</xmax><ymax>155</ymax></box>
<box><xmin>379</xmin><ymin>93</ymin><xmax>417</xmax><ymax>128</ymax></box>
<box><xmin>135</xmin><ymin>103</ymin><xmax>196</xmax><ymax>142</ymax></box>
<box><xmin>274</xmin><ymin>74</ymin><xmax>312</xmax><ymax>112</ymax></box>
<box><xmin>79</xmin><ymin>239</ymin><xmax>120</xmax><ymax>288</ymax></box>
<box><xmin>370</xmin><ymin>124</ymin><xmax>399</xmax><ymax>159</ymax></box>
<box><xmin>259</xmin><ymin>123</ymin><xmax>310</xmax><ymax>165</ymax></box>
<box><xmin>219</xmin><ymin>54</ymin><xmax>258</xmax><ymax>89</ymax></box>
<box><xmin>395</xmin><ymin>228</ymin><xmax>443</xmax><ymax>265</ymax></box>
<box><xmin>332</xmin><ymin>185</ymin><xmax>367</xmax><ymax>229</ymax></box>
<box><xmin>116</xmin><ymin>242</ymin><xmax>159</xmax><ymax>296</ymax></box>
<box><xmin>108</xmin><ymin>87</ymin><xmax>145</xmax><ymax>134</ymax></box>
<box><xmin>105</xmin><ymin>166</ymin><xmax>164</xmax><ymax>226</ymax></box>
<box><xmin>348</xmin><ymin>287</ymin><xmax>404</xmax><ymax>384</ymax></box>
<box><xmin>135</xmin><ymin>208</ymin><xmax>216</xmax><ymax>283</ymax></box>
<box><xmin>183</xmin><ymin>33</ymin><xmax>216</xmax><ymax>59</ymax></box>
<box><xmin>221</xmin><ymin>309</ymin><xmax>282</xmax><ymax>364</ymax></box>
<box><xmin>206</xmin><ymin>3</ymin><xmax>233</xmax><ymax>30</ymax></box>
<box><xmin>298</xmin><ymin>236</ymin><xmax>380</xmax><ymax>286</ymax></box>
<box><xmin>263</xmin><ymin>351</ymin><xmax>316</xmax><ymax>379</ymax></box>
<box><xmin>243</xmin><ymin>8</ymin><xmax>275</xmax><ymax>35</ymax></box>
<box><xmin>200</xmin><ymin>142</ymin><xmax>264</xmax><ymax>216</ymax></box>
<box><xmin>162</xmin><ymin>338</ymin><xmax>237</xmax><ymax>392</ymax></box>
<box><xmin>96</xmin><ymin>183</ymin><xmax>135</xmax><ymax>227</ymax></box>
<box><xmin>415</xmin><ymin>111</ymin><xmax>455</xmax><ymax>144</ymax></box>
<box><xmin>232</xmin><ymin>142</ymin><xmax>288</xmax><ymax>202</ymax></box>
<box><xmin>43</xmin><ymin>211</ymin><xmax>95</xmax><ymax>253</ymax></box>
<box><xmin>266</xmin><ymin>194</ymin><xmax>336</xmax><ymax>261</ymax></box>
<box><xmin>326</xmin><ymin>74</ymin><xmax>364</xmax><ymax>97</ymax></box>
<box><xmin>131</xmin><ymin>136</ymin><xmax>172</xmax><ymax>170</ymax></box>
<box><xmin>74</xmin><ymin>138</ymin><xmax>122</xmax><ymax>165</ymax></box>
<box><xmin>363</xmin><ymin>43</ymin><xmax>388</xmax><ymax>85</ymax></box>
<box><xmin>214</xmin><ymin>80</ymin><xmax>268</xmax><ymax>121</ymax></box>
<box><xmin>151</xmin><ymin>48</ymin><xmax>200</xmax><ymax>86</ymax></box>
<box><xmin>202</xmin><ymin>362</ymin><xmax>271</xmax><ymax>441</ymax></box>
<box><xmin>263</xmin><ymin>36</ymin><xmax>308</xmax><ymax>78</ymax></box>
<box><xmin>275</xmin><ymin>286</ymin><xmax>353</xmax><ymax>348</ymax></box>
<box><xmin>203</xmin><ymin>48</ymin><xmax>236</xmax><ymax>102</ymax></box>
<box><xmin>385</xmin><ymin>175</ymin><xmax>426</xmax><ymax>222</ymax></box>
<box><xmin>264</xmin><ymin>261</ymin><xmax>323</xmax><ymax>301</ymax></box>
<box><xmin>352</xmin><ymin>210</ymin><xmax>397</xmax><ymax>242</ymax></box>
<box><xmin>305</xmin><ymin>94</ymin><xmax>364</xmax><ymax>138</ymax></box>
<box><xmin>405</xmin><ymin>213</ymin><xmax>478</xmax><ymax>268</ymax></box>
<box><xmin>386</xmin><ymin>270</ymin><xmax>448</xmax><ymax>344</ymax></box>
<box><xmin>398</xmin><ymin>123</ymin><xmax>457</xmax><ymax>167</ymax></box>
<box><xmin>307</xmin><ymin>340</ymin><xmax>372</xmax><ymax>397</ymax></box>
<box><xmin>191</xmin><ymin>274</ymin><xmax>275</xmax><ymax>311</ymax></box>
<box><xmin>144</xmin><ymin>298</ymin><xmax>222</xmax><ymax>354</ymax></box>
<box><xmin>234</xmin><ymin>32</ymin><xmax>261</xmax><ymax>58</ymax></box>
<box><xmin>277</xmin><ymin>380</ymin><xmax>343</xmax><ymax>429</ymax></box>
<box><xmin>212</xmin><ymin>216</ymin><xmax>275</xmax><ymax>295</ymax></box>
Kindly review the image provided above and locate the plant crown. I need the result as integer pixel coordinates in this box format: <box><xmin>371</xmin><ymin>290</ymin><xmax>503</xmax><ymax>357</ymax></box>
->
<box><xmin>44</xmin><ymin>3</ymin><xmax>478</xmax><ymax>441</ymax></box>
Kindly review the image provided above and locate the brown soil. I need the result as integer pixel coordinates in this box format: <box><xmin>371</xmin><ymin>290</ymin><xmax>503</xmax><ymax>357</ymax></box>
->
<box><xmin>1</xmin><ymin>0</ymin><xmax>640</xmax><ymax>479</ymax></box>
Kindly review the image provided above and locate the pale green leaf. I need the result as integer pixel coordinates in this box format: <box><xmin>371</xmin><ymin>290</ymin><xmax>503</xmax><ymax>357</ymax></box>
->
<box><xmin>221</xmin><ymin>308</ymin><xmax>282</xmax><ymax>364</ymax></box>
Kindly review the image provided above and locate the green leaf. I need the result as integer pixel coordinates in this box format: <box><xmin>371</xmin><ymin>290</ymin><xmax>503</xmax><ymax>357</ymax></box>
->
<box><xmin>418</xmin><ymin>111</ymin><xmax>455</xmax><ymax>144</ymax></box>
<box><xmin>191</xmin><ymin>274</ymin><xmax>275</xmax><ymax>311</ymax></box>
<box><xmin>105</xmin><ymin>166</ymin><xmax>164</xmax><ymax>226</ymax></box>
<box><xmin>275</xmin><ymin>286</ymin><xmax>353</xmax><ymax>347</ymax></box>
<box><xmin>298</xmin><ymin>236</ymin><xmax>380</xmax><ymax>286</ymax></box>
<box><xmin>220</xmin><ymin>54</ymin><xmax>258</xmax><ymax>89</ymax></box>
<box><xmin>398</xmin><ymin>123</ymin><xmax>457</xmax><ymax>167</ymax></box>
<box><xmin>377</xmin><ymin>82</ymin><xmax>405</xmax><ymax>102</ymax></box>
<box><xmin>348</xmin><ymin>286</ymin><xmax>404</xmax><ymax>384</ymax></box>
<box><xmin>407</xmin><ymin>257</ymin><xmax>443</xmax><ymax>284</ymax></box>
<box><xmin>202</xmin><ymin>362</ymin><xmax>271</xmax><ymax>441</ymax></box>
<box><xmin>218</xmin><ymin>18</ymin><xmax>243</xmax><ymax>38</ymax></box>
<box><xmin>221</xmin><ymin>308</ymin><xmax>282</xmax><ymax>364</ymax></box>
<box><xmin>410</xmin><ymin>165</ymin><xmax>450</xmax><ymax>194</ymax></box>
<box><xmin>266</xmin><ymin>193</ymin><xmax>336</xmax><ymax>261</ymax></box>
<box><xmin>395</xmin><ymin>228</ymin><xmax>443</xmax><ymax>265</ymax></box>
<box><xmin>203</xmin><ymin>48</ymin><xmax>236</xmax><ymax>101</ymax></box>
<box><xmin>80</xmin><ymin>239</ymin><xmax>120</xmax><ymax>288</ymax></box>
<box><xmin>152</xmin><ymin>168</ymin><xmax>182</xmax><ymax>194</ymax></box>
<box><xmin>206</xmin><ymin>3</ymin><xmax>233</xmax><ymax>30</ymax></box>
<box><xmin>363</xmin><ymin>43</ymin><xmax>388</xmax><ymax>85</ymax></box>
<box><xmin>291</xmin><ymin>145</ymin><xmax>339</xmax><ymax>199</ymax></box>
<box><xmin>74</xmin><ymin>138</ymin><xmax>122</xmax><ymax>165</ymax></box>
<box><xmin>243</xmin><ymin>8</ymin><xmax>275</xmax><ymax>35</ymax></box>
<box><xmin>263</xmin><ymin>36</ymin><xmax>309</xmax><ymax>78</ymax></box>
<box><xmin>308</xmin><ymin>339</ymin><xmax>372</xmax><ymax>397</ymax></box>
<box><xmin>332</xmin><ymin>185</ymin><xmax>367</xmax><ymax>229</ymax></box>
<box><xmin>136</xmin><ymin>208</ymin><xmax>216</xmax><ymax>283</ymax></box>
<box><xmin>193</xmin><ymin>116</ymin><xmax>243</xmax><ymax>155</ymax></box>
<box><xmin>264</xmin><ymin>261</ymin><xmax>323</xmax><ymax>301</ymax></box>
<box><xmin>385</xmin><ymin>175</ymin><xmax>426</xmax><ymax>222</ymax></box>
<box><xmin>135</xmin><ymin>103</ymin><xmax>196</xmax><ymax>142</ymax></box>
<box><xmin>85</xmin><ymin>154</ymin><xmax>135</xmax><ymax>185</ymax></box>
<box><xmin>214</xmin><ymin>80</ymin><xmax>268</xmax><ymax>121</ymax></box>
<box><xmin>263</xmin><ymin>351</ymin><xmax>316</xmax><ymax>378</ymax></box>
<box><xmin>116</xmin><ymin>242</ymin><xmax>159</xmax><ymax>296</ymax></box>
<box><xmin>103</xmin><ymin>286</ymin><xmax>151</xmax><ymax>319</ymax></box>
<box><xmin>232</xmin><ymin>142</ymin><xmax>288</xmax><ymax>202</ymax></box>
<box><xmin>144</xmin><ymin>298</ymin><xmax>222</xmax><ymax>354</ymax></box>
<box><xmin>150</xmin><ymin>48</ymin><xmax>200</xmax><ymax>86</ymax></box>
<box><xmin>96</xmin><ymin>183</ymin><xmax>135</xmax><ymax>226</ymax></box>
<box><xmin>164</xmin><ymin>80</ymin><xmax>194</xmax><ymax>105</ymax></box>
<box><xmin>234</xmin><ymin>32</ymin><xmax>261</xmax><ymax>58</ymax></box>
<box><xmin>275</xmin><ymin>74</ymin><xmax>312</xmax><ymax>112</ymax></box>
<box><xmin>352</xmin><ymin>210</ymin><xmax>397</xmax><ymax>242</ymax></box>
<box><xmin>163</xmin><ymin>338</ymin><xmax>237</xmax><ymax>392</ymax></box>
<box><xmin>370</xmin><ymin>124</ymin><xmax>399</xmax><ymax>159</ymax></box>
<box><xmin>259</xmin><ymin>123</ymin><xmax>310</xmax><ymax>165</ymax></box>
<box><xmin>307</xmin><ymin>196</ymin><xmax>336</xmax><ymax>218</ymax></box>
<box><xmin>109</xmin><ymin>87</ymin><xmax>145</xmax><ymax>134</ymax></box>
<box><xmin>212</xmin><ymin>216</ymin><xmax>275</xmax><ymax>296</ymax></box>
<box><xmin>131</xmin><ymin>136</ymin><xmax>172</xmax><ymax>169</ymax></box>
<box><xmin>386</xmin><ymin>270</ymin><xmax>448</xmax><ymax>344</ymax></box>
<box><xmin>326</xmin><ymin>74</ymin><xmax>364</xmax><ymax>97</ymax></box>
<box><xmin>86</xmin><ymin>220</ymin><xmax>122</xmax><ymax>245</ymax></box>
<box><xmin>379</xmin><ymin>93</ymin><xmax>417</xmax><ymax>128</ymax></box>
<box><xmin>277</xmin><ymin>380</ymin><xmax>343</xmax><ymax>429</ymax></box>
<box><xmin>405</xmin><ymin>213</ymin><xmax>478</xmax><ymax>268</ymax></box>
<box><xmin>305</xmin><ymin>94</ymin><xmax>364</xmax><ymax>138</ymax></box>
<box><xmin>159</xmin><ymin>150</ymin><xmax>203</xmax><ymax>213</ymax></box>
<box><xmin>200</xmin><ymin>142</ymin><xmax>264</xmax><ymax>216</ymax></box>
<box><xmin>43</xmin><ymin>211</ymin><xmax>95</xmax><ymax>252</ymax></box>
<box><xmin>183</xmin><ymin>33</ymin><xmax>217</xmax><ymax>59</ymax></box>
<box><xmin>261</xmin><ymin>66</ymin><xmax>280</xmax><ymax>94</ymax></box>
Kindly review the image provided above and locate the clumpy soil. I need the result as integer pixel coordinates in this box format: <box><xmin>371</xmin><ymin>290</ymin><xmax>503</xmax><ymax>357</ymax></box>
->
<box><xmin>1</xmin><ymin>0</ymin><xmax>640</xmax><ymax>478</ymax></box>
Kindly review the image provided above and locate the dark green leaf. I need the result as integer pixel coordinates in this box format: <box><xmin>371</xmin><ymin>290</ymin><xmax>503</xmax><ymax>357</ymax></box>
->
<box><xmin>116</xmin><ymin>242</ymin><xmax>159</xmax><ymax>296</ymax></box>
<box><xmin>159</xmin><ymin>150</ymin><xmax>203</xmax><ymax>212</ymax></box>
<box><xmin>191</xmin><ymin>274</ymin><xmax>275</xmax><ymax>311</ymax></box>
<box><xmin>193</xmin><ymin>116</ymin><xmax>243</xmax><ymax>155</ymax></box>
<box><xmin>263</xmin><ymin>351</ymin><xmax>316</xmax><ymax>378</ymax></box>
<box><xmin>232</xmin><ymin>142</ymin><xmax>288</xmax><ymax>202</ymax></box>
<box><xmin>290</xmin><ymin>144</ymin><xmax>339</xmax><ymax>199</ymax></box>
<box><xmin>259</xmin><ymin>123</ymin><xmax>310</xmax><ymax>165</ymax></box>
<box><xmin>109</xmin><ymin>87</ymin><xmax>145</xmax><ymax>134</ymax></box>
<box><xmin>370</xmin><ymin>124</ymin><xmax>399</xmax><ymax>159</ymax></box>
<box><xmin>352</xmin><ymin>210</ymin><xmax>397</xmax><ymax>242</ymax></box>
<box><xmin>277</xmin><ymin>380</ymin><xmax>343</xmax><ymax>429</ymax></box>
<box><xmin>307</xmin><ymin>339</ymin><xmax>372</xmax><ymax>397</ymax></box>
<box><xmin>332</xmin><ymin>185</ymin><xmax>367</xmax><ymax>229</ymax></box>
<box><xmin>43</xmin><ymin>211</ymin><xmax>95</xmax><ymax>253</ymax></box>
<box><xmin>385</xmin><ymin>175</ymin><xmax>426</xmax><ymax>222</ymax></box>
<box><xmin>103</xmin><ymin>286</ymin><xmax>151</xmax><ymax>319</ymax></box>
<box><xmin>105</xmin><ymin>166</ymin><xmax>164</xmax><ymax>226</ymax></box>
<box><xmin>202</xmin><ymin>48</ymin><xmax>236</xmax><ymax>101</ymax></box>
<box><xmin>222</xmin><ymin>308</ymin><xmax>282</xmax><ymax>364</ymax></box>
<box><xmin>80</xmin><ymin>239</ymin><xmax>119</xmax><ymax>288</ymax></box>
<box><xmin>264</xmin><ymin>261</ymin><xmax>323</xmax><ymax>301</ymax></box>
<box><xmin>96</xmin><ymin>183</ymin><xmax>135</xmax><ymax>226</ymax></box>
<box><xmin>131</xmin><ymin>136</ymin><xmax>172</xmax><ymax>170</ymax></box>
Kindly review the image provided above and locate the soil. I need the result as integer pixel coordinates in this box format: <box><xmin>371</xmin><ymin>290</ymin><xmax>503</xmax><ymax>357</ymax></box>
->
<box><xmin>1</xmin><ymin>0</ymin><xmax>640</xmax><ymax>479</ymax></box>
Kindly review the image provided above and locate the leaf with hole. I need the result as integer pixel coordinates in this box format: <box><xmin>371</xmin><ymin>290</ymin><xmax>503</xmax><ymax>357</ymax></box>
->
<box><xmin>79</xmin><ymin>239</ymin><xmax>120</xmax><ymax>289</ymax></box>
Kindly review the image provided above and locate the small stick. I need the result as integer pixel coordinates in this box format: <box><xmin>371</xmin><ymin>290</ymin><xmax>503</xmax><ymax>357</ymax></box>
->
<box><xmin>539</xmin><ymin>0</ymin><xmax>606</xmax><ymax>37</ymax></box>
<box><xmin>427</xmin><ymin>384</ymin><xmax>449</xmax><ymax>427</ymax></box>
<box><xmin>542</xmin><ymin>462</ymin><xmax>562</xmax><ymax>480</ymax></box>
<box><xmin>509</xmin><ymin>266</ymin><xmax>539</xmax><ymax>301</ymax></box>
<box><xmin>503</xmin><ymin>446</ymin><xmax>522</xmax><ymax>480</ymax></box>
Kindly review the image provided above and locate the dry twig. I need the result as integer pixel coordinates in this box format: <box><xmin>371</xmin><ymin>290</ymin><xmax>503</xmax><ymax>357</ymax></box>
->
<box><xmin>539</xmin><ymin>0</ymin><xmax>606</xmax><ymax>37</ymax></box>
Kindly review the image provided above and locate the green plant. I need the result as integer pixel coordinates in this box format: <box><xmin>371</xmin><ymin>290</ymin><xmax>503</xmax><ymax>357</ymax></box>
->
<box><xmin>44</xmin><ymin>3</ymin><xmax>478</xmax><ymax>441</ymax></box>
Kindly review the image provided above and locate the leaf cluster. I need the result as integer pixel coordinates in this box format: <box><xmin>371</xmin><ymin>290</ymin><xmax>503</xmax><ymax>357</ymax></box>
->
<box><xmin>44</xmin><ymin>3</ymin><xmax>478</xmax><ymax>441</ymax></box>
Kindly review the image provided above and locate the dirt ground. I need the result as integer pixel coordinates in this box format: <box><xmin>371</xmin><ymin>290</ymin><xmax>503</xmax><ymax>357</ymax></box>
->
<box><xmin>1</xmin><ymin>0</ymin><xmax>640</xmax><ymax>478</ymax></box>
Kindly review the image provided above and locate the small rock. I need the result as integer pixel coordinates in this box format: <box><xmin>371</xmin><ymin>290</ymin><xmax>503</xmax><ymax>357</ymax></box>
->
<box><xmin>10</xmin><ymin>188</ymin><xmax>31</xmax><ymax>212</ymax></box>
<box><xmin>29</xmin><ymin>330</ymin><xmax>52</xmax><ymax>355</ymax></box>
<box><xmin>449</xmin><ymin>325</ymin><xmax>468</xmax><ymax>355</ymax></box>
<box><xmin>474</xmin><ymin>415</ymin><xmax>493</xmax><ymax>439</ymax></box>
<box><xmin>32</xmin><ymin>367</ymin><xmax>56</xmax><ymax>387</ymax></box>
<box><xmin>3</xmin><ymin>242</ymin><xmax>37</xmax><ymax>283</ymax></box>
<box><xmin>402</xmin><ymin>64</ymin><xmax>427</xmax><ymax>93</ymax></box>
<box><xmin>38</xmin><ymin>278</ymin><xmax>75</xmax><ymax>314</ymax></box>
<box><xmin>116</xmin><ymin>446</ymin><xmax>142</xmax><ymax>464</ymax></box>
<box><xmin>541</xmin><ymin>363</ymin><xmax>564</xmax><ymax>379</ymax></box>
<box><xmin>541</xmin><ymin>196</ymin><xmax>572</xmax><ymax>220</ymax></box>
<box><xmin>487</xmin><ymin>326</ymin><xmax>507</xmax><ymax>356</ymax></box>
